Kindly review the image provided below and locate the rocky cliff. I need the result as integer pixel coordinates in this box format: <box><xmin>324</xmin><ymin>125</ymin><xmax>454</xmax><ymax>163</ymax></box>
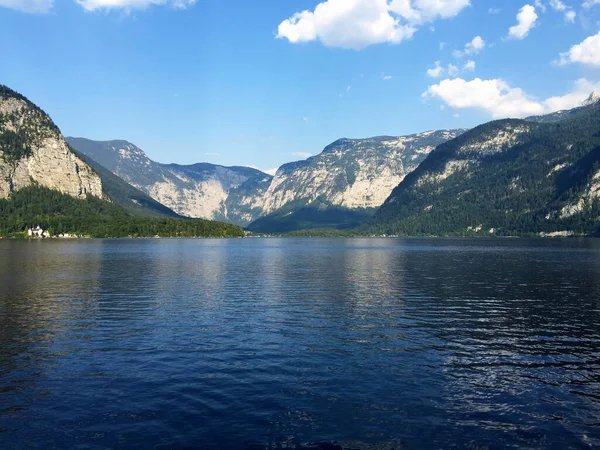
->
<box><xmin>0</xmin><ymin>85</ymin><xmax>102</xmax><ymax>200</ymax></box>
<box><xmin>66</xmin><ymin>138</ymin><xmax>272</xmax><ymax>224</ymax></box>
<box><xmin>261</xmin><ymin>131</ymin><xmax>465</xmax><ymax>215</ymax></box>
<box><xmin>69</xmin><ymin>130</ymin><xmax>464</xmax><ymax>230</ymax></box>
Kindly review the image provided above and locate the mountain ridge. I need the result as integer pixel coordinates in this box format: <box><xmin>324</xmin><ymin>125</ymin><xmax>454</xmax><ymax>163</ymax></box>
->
<box><xmin>68</xmin><ymin>129</ymin><xmax>465</xmax><ymax>230</ymax></box>
<box><xmin>369</xmin><ymin>98</ymin><xmax>600</xmax><ymax>236</ymax></box>
<box><xmin>0</xmin><ymin>85</ymin><xmax>103</xmax><ymax>200</ymax></box>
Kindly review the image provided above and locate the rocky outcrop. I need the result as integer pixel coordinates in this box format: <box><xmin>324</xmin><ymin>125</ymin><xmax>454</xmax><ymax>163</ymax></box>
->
<box><xmin>0</xmin><ymin>86</ymin><xmax>102</xmax><ymax>200</ymax></box>
<box><xmin>66</xmin><ymin>138</ymin><xmax>272</xmax><ymax>225</ymax></box>
<box><xmin>260</xmin><ymin>131</ymin><xmax>465</xmax><ymax>216</ymax></box>
<box><xmin>583</xmin><ymin>91</ymin><xmax>600</xmax><ymax>107</ymax></box>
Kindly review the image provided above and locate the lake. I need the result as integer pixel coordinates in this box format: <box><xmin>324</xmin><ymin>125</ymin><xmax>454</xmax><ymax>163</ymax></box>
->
<box><xmin>1</xmin><ymin>238</ymin><xmax>599</xmax><ymax>449</ymax></box>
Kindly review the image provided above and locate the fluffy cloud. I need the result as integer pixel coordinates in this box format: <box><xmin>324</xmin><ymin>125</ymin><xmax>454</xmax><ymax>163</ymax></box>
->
<box><xmin>463</xmin><ymin>60</ymin><xmax>476</xmax><ymax>71</ymax></box>
<box><xmin>276</xmin><ymin>0</ymin><xmax>470</xmax><ymax>50</ymax></box>
<box><xmin>507</xmin><ymin>4</ymin><xmax>538</xmax><ymax>40</ymax></box>
<box><xmin>0</xmin><ymin>0</ymin><xmax>53</xmax><ymax>13</ymax></box>
<box><xmin>549</xmin><ymin>0</ymin><xmax>566</xmax><ymax>10</ymax></box>
<box><xmin>427</xmin><ymin>61</ymin><xmax>458</xmax><ymax>78</ymax></box>
<box><xmin>453</xmin><ymin>36</ymin><xmax>485</xmax><ymax>57</ymax></box>
<box><xmin>77</xmin><ymin>0</ymin><xmax>195</xmax><ymax>11</ymax></box>
<box><xmin>583</xmin><ymin>0</ymin><xmax>600</xmax><ymax>7</ymax></box>
<box><xmin>424</xmin><ymin>78</ymin><xmax>544</xmax><ymax>118</ymax></box>
<box><xmin>558</xmin><ymin>31</ymin><xmax>600</xmax><ymax>66</ymax></box>
<box><xmin>543</xmin><ymin>78</ymin><xmax>600</xmax><ymax>111</ymax></box>
<box><xmin>564</xmin><ymin>10</ymin><xmax>576</xmax><ymax>22</ymax></box>
<box><xmin>534</xmin><ymin>0</ymin><xmax>546</xmax><ymax>12</ymax></box>
<box><xmin>427</xmin><ymin>60</ymin><xmax>476</xmax><ymax>78</ymax></box>
<box><xmin>537</xmin><ymin>0</ymin><xmax>576</xmax><ymax>23</ymax></box>
<box><xmin>424</xmin><ymin>77</ymin><xmax>600</xmax><ymax>118</ymax></box>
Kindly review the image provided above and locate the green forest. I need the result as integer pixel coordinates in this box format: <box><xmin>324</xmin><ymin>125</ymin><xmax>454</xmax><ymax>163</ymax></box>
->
<box><xmin>0</xmin><ymin>186</ymin><xmax>245</xmax><ymax>238</ymax></box>
<box><xmin>368</xmin><ymin>103</ymin><xmax>600</xmax><ymax>237</ymax></box>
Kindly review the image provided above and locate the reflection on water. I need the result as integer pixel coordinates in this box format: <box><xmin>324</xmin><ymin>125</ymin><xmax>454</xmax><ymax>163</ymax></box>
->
<box><xmin>1</xmin><ymin>238</ymin><xmax>600</xmax><ymax>449</ymax></box>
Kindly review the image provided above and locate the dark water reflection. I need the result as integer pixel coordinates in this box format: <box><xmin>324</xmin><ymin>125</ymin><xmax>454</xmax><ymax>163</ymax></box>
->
<box><xmin>1</xmin><ymin>238</ymin><xmax>600</xmax><ymax>449</ymax></box>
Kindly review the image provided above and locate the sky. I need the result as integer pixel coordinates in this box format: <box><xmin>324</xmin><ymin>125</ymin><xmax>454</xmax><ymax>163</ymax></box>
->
<box><xmin>1</xmin><ymin>0</ymin><xmax>600</xmax><ymax>174</ymax></box>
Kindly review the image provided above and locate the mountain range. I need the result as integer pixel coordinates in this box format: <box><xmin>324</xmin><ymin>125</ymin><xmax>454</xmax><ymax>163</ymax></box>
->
<box><xmin>370</xmin><ymin>92</ymin><xmax>600</xmax><ymax>236</ymax></box>
<box><xmin>3</xmin><ymin>82</ymin><xmax>600</xmax><ymax>237</ymax></box>
<box><xmin>66</xmin><ymin>130</ymin><xmax>464</xmax><ymax>231</ymax></box>
<box><xmin>0</xmin><ymin>84</ymin><xmax>242</xmax><ymax>238</ymax></box>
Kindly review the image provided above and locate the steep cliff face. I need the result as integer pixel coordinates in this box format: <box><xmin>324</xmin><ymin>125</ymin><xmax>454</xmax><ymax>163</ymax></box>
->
<box><xmin>0</xmin><ymin>86</ymin><xmax>102</xmax><ymax>200</ymax></box>
<box><xmin>69</xmin><ymin>130</ymin><xmax>464</xmax><ymax>230</ymax></box>
<box><xmin>259</xmin><ymin>131</ymin><xmax>466</xmax><ymax>217</ymax></box>
<box><xmin>66</xmin><ymin>138</ymin><xmax>272</xmax><ymax>224</ymax></box>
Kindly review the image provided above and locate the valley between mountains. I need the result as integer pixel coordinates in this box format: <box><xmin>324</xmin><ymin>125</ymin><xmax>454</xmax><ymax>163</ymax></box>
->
<box><xmin>2</xmin><ymin>83</ymin><xmax>600</xmax><ymax>237</ymax></box>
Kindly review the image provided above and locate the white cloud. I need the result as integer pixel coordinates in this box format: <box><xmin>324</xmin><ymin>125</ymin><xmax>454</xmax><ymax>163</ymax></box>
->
<box><xmin>427</xmin><ymin>61</ymin><xmax>445</xmax><ymax>78</ymax></box>
<box><xmin>447</xmin><ymin>64</ymin><xmax>459</xmax><ymax>76</ymax></box>
<box><xmin>558</xmin><ymin>31</ymin><xmax>600</xmax><ymax>66</ymax></box>
<box><xmin>453</xmin><ymin>36</ymin><xmax>485</xmax><ymax>57</ymax></box>
<box><xmin>488</xmin><ymin>7</ymin><xmax>500</xmax><ymax>13</ymax></box>
<box><xmin>276</xmin><ymin>0</ymin><xmax>470</xmax><ymax>50</ymax></box>
<box><xmin>383</xmin><ymin>75</ymin><xmax>393</xmax><ymax>80</ymax></box>
<box><xmin>76</xmin><ymin>0</ymin><xmax>195</xmax><ymax>11</ymax></box>
<box><xmin>0</xmin><ymin>0</ymin><xmax>53</xmax><ymax>13</ymax></box>
<box><xmin>424</xmin><ymin>77</ymin><xmax>600</xmax><ymax>119</ymax></box>
<box><xmin>265</xmin><ymin>168</ymin><xmax>279</xmax><ymax>176</ymax></box>
<box><xmin>507</xmin><ymin>5</ymin><xmax>538</xmax><ymax>40</ymax></box>
<box><xmin>427</xmin><ymin>61</ymin><xmax>469</xmax><ymax>78</ymax></box>
<box><xmin>583</xmin><ymin>0</ymin><xmax>600</xmax><ymax>7</ymax></box>
<box><xmin>534</xmin><ymin>0</ymin><xmax>546</xmax><ymax>12</ymax></box>
<box><xmin>543</xmin><ymin>78</ymin><xmax>600</xmax><ymax>111</ymax></box>
<box><xmin>292</xmin><ymin>152</ymin><xmax>314</xmax><ymax>159</ymax></box>
<box><xmin>303</xmin><ymin>116</ymin><xmax>310</xmax><ymax>122</ymax></box>
<box><xmin>424</xmin><ymin>78</ymin><xmax>544</xmax><ymax>118</ymax></box>
<box><xmin>547</xmin><ymin>0</ymin><xmax>576</xmax><ymax>22</ymax></box>
<box><xmin>463</xmin><ymin>60</ymin><xmax>476</xmax><ymax>71</ymax></box>
<box><xmin>564</xmin><ymin>10</ymin><xmax>576</xmax><ymax>22</ymax></box>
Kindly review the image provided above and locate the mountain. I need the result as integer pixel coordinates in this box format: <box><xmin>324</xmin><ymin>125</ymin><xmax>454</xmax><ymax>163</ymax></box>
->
<box><xmin>0</xmin><ymin>85</ymin><xmax>243</xmax><ymax>238</ymax></box>
<box><xmin>583</xmin><ymin>91</ymin><xmax>600</xmax><ymax>106</ymax></box>
<box><xmin>370</xmin><ymin>96</ymin><xmax>600</xmax><ymax>236</ymax></box>
<box><xmin>246</xmin><ymin>130</ymin><xmax>465</xmax><ymax>232</ymax></box>
<box><xmin>71</xmin><ymin>148</ymin><xmax>181</xmax><ymax>218</ymax></box>
<box><xmin>0</xmin><ymin>185</ymin><xmax>244</xmax><ymax>238</ymax></box>
<box><xmin>66</xmin><ymin>138</ymin><xmax>272</xmax><ymax>226</ymax></box>
<box><xmin>69</xmin><ymin>130</ymin><xmax>464</xmax><ymax>231</ymax></box>
<box><xmin>0</xmin><ymin>85</ymin><xmax>102</xmax><ymax>200</ymax></box>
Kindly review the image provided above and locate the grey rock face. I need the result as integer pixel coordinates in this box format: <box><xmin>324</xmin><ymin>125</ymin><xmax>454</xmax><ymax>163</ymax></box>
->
<box><xmin>66</xmin><ymin>138</ymin><xmax>271</xmax><ymax>225</ymax></box>
<box><xmin>68</xmin><ymin>129</ymin><xmax>464</xmax><ymax>227</ymax></box>
<box><xmin>0</xmin><ymin>90</ymin><xmax>102</xmax><ymax>200</ymax></box>
<box><xmin>260</xmin><ymin>130</ymin><xmax>466</xmax><ymax>216</ymax></box>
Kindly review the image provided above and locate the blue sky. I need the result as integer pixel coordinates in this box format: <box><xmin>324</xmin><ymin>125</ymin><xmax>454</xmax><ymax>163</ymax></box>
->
<box><xmin>1</xmin><ymin>0</ymin><xmax>599</xmax><ymax>173</ymax></box>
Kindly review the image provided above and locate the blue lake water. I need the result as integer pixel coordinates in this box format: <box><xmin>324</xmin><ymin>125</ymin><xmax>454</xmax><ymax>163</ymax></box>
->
<box><xmin>1</xmin><ymin>238</ymin><xmax>600</xmax><ymax>449</ymax></box>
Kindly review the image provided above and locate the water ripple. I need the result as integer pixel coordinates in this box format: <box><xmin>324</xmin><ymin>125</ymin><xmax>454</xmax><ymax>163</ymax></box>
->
<box><xmin>1</xmin><ymin>238</ymin><xmax>600</xmax><ymax>449</ymax></box>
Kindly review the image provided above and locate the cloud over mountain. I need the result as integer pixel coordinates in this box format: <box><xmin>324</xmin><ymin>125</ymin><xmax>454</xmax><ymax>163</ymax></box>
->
<box><xmin>276</xmin><ymin>0</ymin><xmax>470</xmax><ymax>50</ymax></box>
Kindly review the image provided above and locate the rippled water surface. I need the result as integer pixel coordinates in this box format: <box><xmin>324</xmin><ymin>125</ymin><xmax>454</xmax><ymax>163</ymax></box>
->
<box><xmin>1</xmin><ymin>238</ymin><xmax>600</xmax><ymax>449</ymax></box>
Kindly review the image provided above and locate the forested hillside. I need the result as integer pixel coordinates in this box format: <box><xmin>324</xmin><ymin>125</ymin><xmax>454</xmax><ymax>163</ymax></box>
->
<box><xmin>0</xmin><ymin>186</ymin><xmax>245</xmax><ymax>238</ymax></box>
<box><xmin>369</xmin><ymin>101</ymin><xmax>600</xmax><ymax>236</ymax></box>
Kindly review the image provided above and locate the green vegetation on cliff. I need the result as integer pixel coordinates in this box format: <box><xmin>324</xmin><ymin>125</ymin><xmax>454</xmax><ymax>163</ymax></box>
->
<box><xmin>0</xmin><ymin>186</ymin><xmax>245</xmax><ymax>238</ymax></box>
